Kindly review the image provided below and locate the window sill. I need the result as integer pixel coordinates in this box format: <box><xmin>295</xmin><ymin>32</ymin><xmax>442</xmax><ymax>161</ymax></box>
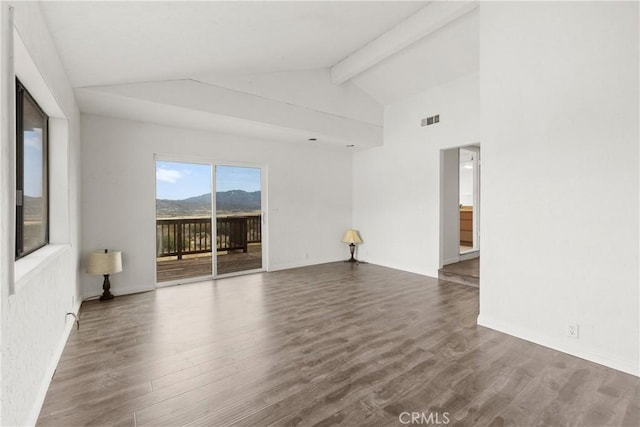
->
<box><xmin>14</xmin><ymin>244</ymin><xmax>71</xmax><ymax>290</ymax></box>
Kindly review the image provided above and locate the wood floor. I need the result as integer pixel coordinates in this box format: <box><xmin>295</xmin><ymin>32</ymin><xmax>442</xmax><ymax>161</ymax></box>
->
<box><xmin>439</xmin><ymin>258</ymin><xmax>480</xmax><ymax>287</ymax></box>
<box><xmin>38</xmin><ymin>262</ymin><xmax>638</xmax><ymax>426</ymax></box>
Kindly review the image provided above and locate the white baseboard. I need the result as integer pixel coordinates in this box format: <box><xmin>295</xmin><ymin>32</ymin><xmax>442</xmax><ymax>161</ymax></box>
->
<box><xmin>477</xmin><ymin>314</ymin><xmax>639</xmax><ymax>377</ymax></box>
<box><xmin>26</xmin><ymin>300</ymin><xmax>82</xmax><ymax>426</ymax></box>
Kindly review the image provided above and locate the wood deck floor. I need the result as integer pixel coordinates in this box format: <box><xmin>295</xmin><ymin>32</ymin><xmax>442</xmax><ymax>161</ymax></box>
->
<box><xmin>156</xmin><ymin>243</ymin><xmax>262</xmax><ymax>281</ymax></box>
<box><xmin>38</xmin><ymin>262</ymin><xmax>638</xmax><ymax>426</ymax></box>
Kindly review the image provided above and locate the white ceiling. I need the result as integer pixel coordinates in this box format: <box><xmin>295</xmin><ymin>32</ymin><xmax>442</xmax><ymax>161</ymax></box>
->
<box><xmin>352</xmin><ymin>7</ymin><xmax>478</xmax><ymax>105</ymax></box>
<box><xmin>38</xmin><ymin>1</ymin><xmax>478</xmax><ymax>149</ymax></box>
<box><xmin>40</xmin><ymin>1</ymin><xmax>427</xmax><ymax>88</ymax></box>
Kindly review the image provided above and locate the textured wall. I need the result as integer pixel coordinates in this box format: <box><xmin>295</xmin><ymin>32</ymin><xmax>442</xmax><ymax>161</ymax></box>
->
<box><xmin>2</xmin><ymin>247</ymin><xmax>80</xmax><ymax>426</ymax></box>
<box><xmin>1</xmin><ymin>2</ymin><xmax>82</xmax><ymax>425</ymax></box>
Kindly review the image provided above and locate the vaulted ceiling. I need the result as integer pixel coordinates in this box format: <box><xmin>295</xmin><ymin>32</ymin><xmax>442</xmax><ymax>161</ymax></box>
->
<box><xmin>39</xmin><ymin>1</ymin><xmax>478</xmax><ymax>149</ymax></box>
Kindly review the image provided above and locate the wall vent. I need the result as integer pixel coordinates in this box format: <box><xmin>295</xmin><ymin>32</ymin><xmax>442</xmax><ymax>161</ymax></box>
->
<box><xmin>421</xmin><ymin>114</ymin><xmax>440</xmax><ymax>127</ymax></box>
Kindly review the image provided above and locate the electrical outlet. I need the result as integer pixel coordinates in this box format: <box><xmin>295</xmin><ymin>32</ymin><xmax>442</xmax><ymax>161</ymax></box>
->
<box><xmin>566</xmin><ymin>323</ymin><xmax>579</xmax><ymax>339</ymax></box>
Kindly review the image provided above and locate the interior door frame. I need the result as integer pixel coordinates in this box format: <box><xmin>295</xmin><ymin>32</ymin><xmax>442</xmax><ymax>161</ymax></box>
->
<box><xmin>439</xmin><ymin>143</ymin><xmax>481</xmax><ymax>269</ymax></box>
<box><xmin>153</xmin><ymin>154</ymin><xmax>268</xmax><ymax>287</ymax></box>
<box><xmin>458</xmin><ymin>144</ymin><xmax>480</xmax><ymax>261</ymax></box>
<box><xmin>466</xmin><ymin>145</ymin><xmax>480</xmax><ymax>253</ymax></box>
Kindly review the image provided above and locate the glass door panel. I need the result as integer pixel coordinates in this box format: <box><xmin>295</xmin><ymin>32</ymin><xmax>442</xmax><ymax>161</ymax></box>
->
<box><xmin>156</xmin><ymin>161</ymin><xmax>212</xmax><ymax>283</ymax></box>
<box><xmin>215</xmin><ymin>165</ymin><xmax>262</xmax><ymax>275</ymax></box>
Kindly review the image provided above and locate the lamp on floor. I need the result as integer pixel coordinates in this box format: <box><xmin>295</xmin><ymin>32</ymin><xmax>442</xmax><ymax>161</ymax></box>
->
<box><xmin>87</xmin><ymin>249</ymin><xmax>122</xmax><ymax>301</ymax></box>
<box><xmin>342</xmin><ymin>229</ymin><xmax>363</xmax><ymax>263</ymax></box>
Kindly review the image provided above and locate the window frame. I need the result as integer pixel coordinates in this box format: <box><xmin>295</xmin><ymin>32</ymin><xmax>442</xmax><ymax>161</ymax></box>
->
<box><xmin>15</xmin><ymin>78</ymin><xmax>49</xmax><ymax>259</ymax></box>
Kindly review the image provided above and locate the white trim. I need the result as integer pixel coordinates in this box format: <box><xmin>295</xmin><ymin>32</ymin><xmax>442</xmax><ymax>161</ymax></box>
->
<box><xmin>211</xmin><ymin>164</ymin><xmax>217</xmax><ymax>277</ymax></box>
<box><xmin>1</xmin><ymin>5</ymin><xmax>16</xmax><ymax>298</ymax></box>
<box><xmin>463</xmin><ymin>144</ymin><xmax>481</xmax><ymax>252</ymax></box>
<box><xmin>26</xmin><ymin>299</ymin><xmax>81</xmax><ymax>426</ymax></box>
<box><xmin>477</xmin><ymin>314</ymin><xmax>639</xmax><ymax>377</ymax></box>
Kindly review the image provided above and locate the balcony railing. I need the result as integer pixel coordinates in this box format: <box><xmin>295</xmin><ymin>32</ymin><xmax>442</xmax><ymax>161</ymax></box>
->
<box><xmin>156</xmin><ymin>215</ymin><xmax>261</xmax><ymax>259</ymax></box>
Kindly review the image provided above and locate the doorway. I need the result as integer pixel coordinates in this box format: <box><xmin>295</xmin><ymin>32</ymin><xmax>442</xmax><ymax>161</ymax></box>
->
<box><xmin>439</xmin><ymin>145</ymin><xmax>480</xmax><ymax>286</ymax></box>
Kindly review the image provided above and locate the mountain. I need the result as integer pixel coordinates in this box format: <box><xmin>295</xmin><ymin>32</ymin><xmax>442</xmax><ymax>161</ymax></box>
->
<box><xmin>156</xmin><ymin>190</ymin><xmax>260</xmax><ymax>217</ymax></box>
<box><xmin>216</xmin><ymin>190</ymin><xmax>261</xmax><ymax>212</ymax></box>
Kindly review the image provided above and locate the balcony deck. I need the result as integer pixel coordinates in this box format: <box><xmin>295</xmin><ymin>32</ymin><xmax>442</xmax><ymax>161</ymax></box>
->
<box><xmin>157</xmin><ymin>243</ymin><xmax>262</xmax><ymax>282</ymax></box>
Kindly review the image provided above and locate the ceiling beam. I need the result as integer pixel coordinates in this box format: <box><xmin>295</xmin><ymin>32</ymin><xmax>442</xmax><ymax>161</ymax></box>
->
<box><xmin>331</xmin><ymin>1</ymin><xmax>478</xmax><ymax>85</ymax></box>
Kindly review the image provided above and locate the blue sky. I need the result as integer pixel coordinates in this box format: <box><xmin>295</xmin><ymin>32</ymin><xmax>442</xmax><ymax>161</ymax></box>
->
<box><xmin>156</xmin><ymin>161</ymin><xmax>261</xmax><ymax>200</ymax></box>
<box><xmin>24</xmin><ymin>130</ymin><xmax>43</xmax><ymax>197</ymax></box>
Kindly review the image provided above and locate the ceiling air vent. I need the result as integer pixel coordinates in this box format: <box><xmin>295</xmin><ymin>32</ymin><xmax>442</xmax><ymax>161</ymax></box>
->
<box><xmin>421</xmin><ymin>114</ymin><xmax>440</xmax><ymax>127</ymax></box>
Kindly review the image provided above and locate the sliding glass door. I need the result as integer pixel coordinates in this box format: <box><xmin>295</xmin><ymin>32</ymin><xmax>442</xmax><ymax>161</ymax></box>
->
<box><xmin>155</xmin><ymin>160</ymin><xmax>264</xmax><ymax>283</ymax></box>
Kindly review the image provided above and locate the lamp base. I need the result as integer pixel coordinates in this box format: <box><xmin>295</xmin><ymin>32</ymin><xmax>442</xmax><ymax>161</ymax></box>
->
<box><xmin>345</xmin><ymin>243</ymin><xmax>358</xmax><ymax>263</ymax></box>
<box><xmin>99</xmin><ymin>274</ymin><xmax>114</xmax><ymax>301</ymax></box>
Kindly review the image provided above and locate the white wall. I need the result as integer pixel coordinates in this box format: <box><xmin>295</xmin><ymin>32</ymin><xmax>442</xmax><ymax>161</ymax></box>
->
<box><xmin>1</xmin><ymin>2</ymin><xmax>82</xmax><ymax>425</ymax></box>
<box><xmin>353</xmin><ymin>73</ymin><xmax>480</xmax><ymax>276</ymax></box>
<box><xmin>478</xmin><ymin>2</ymin><xmax>639</xmax><ymax>375</ymax></box>
<box><xmin>80</xmin><ymin>115</ymin><xmax>353</xmax><ymax>298</ymax></box>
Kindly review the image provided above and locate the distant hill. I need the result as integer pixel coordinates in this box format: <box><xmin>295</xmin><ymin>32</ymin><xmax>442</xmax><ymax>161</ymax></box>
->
<box><xmin>156</xmin><ymin>190</ymin><xmax>260</xmax><ymax>217</ymax></box>
<box><xmin>23</xmin><ymin>195</ymin><xmax>44</xmax><ymax>219</ymax></box>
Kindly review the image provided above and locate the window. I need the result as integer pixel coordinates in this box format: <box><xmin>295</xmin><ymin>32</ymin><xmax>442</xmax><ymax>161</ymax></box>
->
<box><xmin>16</xmin><ymin>79</ymin><xmax>49</xmax><ymax>259</ymax></box>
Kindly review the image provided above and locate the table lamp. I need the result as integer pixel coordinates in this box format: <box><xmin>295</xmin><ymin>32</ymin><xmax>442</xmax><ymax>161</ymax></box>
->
<box><xmin>342</xmin><ymin>229</ymin><xmax>363</xmax><ymax>263</ymax></box>
<box><xmin>87</xmin><ymin>249</ymin><xmax>122</xmax><ymax>301</ymax></box>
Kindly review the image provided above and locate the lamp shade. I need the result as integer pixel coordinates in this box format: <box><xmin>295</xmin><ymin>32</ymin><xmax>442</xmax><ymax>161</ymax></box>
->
<box><xmin>87</xmin><ymin>250</ymin><xmax>122</xmax><ymax>275</ymax></box>
<box><xmin>342</xmin><ymin>229</ymin><xmax>363</xmax><ymax>244</ymax></box>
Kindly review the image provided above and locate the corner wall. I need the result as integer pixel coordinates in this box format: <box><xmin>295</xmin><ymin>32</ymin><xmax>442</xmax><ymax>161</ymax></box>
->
<box><xmin>478</xmin><ymin>1</ymin><xmax>639</xmax><ymax>375</ymax></box>
<box><xmin>1</xmin><ymin>2</ymin><xmax>82</xmax><ymax>425</ymax></box>
<box><xmin>80</xmin><ymin>115</ymin><xmax>353</xmax><ymax>298</ymax></box>
<box><xmin>352</xmin><ymin>73</ymin><xmax>480</xmax><ymax>276</ymax></box>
